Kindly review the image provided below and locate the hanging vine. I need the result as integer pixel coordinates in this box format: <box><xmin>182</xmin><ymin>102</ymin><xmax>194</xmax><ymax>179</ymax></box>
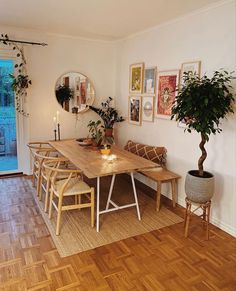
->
<box><xmin>0</xmin><ymin>34</ymin><xmax>32</xmax><ymax>116</ymax></box>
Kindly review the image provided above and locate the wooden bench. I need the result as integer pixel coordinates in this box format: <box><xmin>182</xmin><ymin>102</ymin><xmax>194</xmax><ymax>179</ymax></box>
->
<box><xmin>124</xmin><ymin>140</ymin><xmax>181</xmax><ymax>211</ymax></box>
<box><xmin>139</xmin><ymin>168</ymin><xmax>181</xmax><ymax>211</ymax></box>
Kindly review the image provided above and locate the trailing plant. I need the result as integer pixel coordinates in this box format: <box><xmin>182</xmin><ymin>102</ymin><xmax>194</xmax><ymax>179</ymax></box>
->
<box><xmin>89</xmin><ymin>97</ymin><xmax>124</xmax><ymax>129</ymax></box>
<box><xmin>87</xmin><ymin>120</ymin><xmax>104</xmax><ymax>145</ymax></box>
<box><xmin>55</xmin><ymin>84</ymin><xmax>73</xmax><ymax>106</ymax></box>
<box><xmin>171</xmin><ymin>70</ymin><xmax>235</xmax><ymax>177</ymax></box>
<box><xmin>0</xmin><ymin>34</ymin><xmax>32</xmax><ymax>116</ymax></box>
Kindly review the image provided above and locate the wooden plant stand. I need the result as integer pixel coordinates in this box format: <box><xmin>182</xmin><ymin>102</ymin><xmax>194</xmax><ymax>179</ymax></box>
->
<box><xmin>184</xmin><ymin>197</ymin><xmax>211</xmax><ymax>240</ymax></box>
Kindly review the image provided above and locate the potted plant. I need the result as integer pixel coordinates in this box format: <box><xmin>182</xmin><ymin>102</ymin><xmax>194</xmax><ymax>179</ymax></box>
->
<box><xmin>55</xmin><ymin>85</ymin><xmax>73</xmax><ymax>107</ymax></box>
<box><xmin>87</xmin><ymin>120</ymin><xmax>104</xmax><ymax>147</ymax></box>
<box><xmin>1</xmin><ymin>33</ymin><xmax>32</xmax><ymax>116</ymax></box>
<box><xmin>171</xmin><ymin>70</ymin><xmax>235</xmax><ymax>203</ymax></box>
<box><xmin>89</xmin><ymin>97</ymin><xmax>124</xmax><ymax>140</ymax></box>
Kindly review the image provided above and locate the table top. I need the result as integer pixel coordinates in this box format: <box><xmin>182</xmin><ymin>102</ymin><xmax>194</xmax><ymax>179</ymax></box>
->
<box><xmin>49</xmin><ymin>139</ymin><xmax>158</xmax><ymax>179</ymax></box>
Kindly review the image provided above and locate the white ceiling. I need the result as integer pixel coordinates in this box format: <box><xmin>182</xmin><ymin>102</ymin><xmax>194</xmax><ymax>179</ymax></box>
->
<box><xmin>0</xmin><ymin>0</ymin><xmax>221</xmax><ymax>41</ymax></box>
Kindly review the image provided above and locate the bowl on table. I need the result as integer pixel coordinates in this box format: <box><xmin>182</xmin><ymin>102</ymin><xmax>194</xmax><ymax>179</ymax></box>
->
<box><xmin>76</xmin><ymin>138</ymin><xmax>92</xmax><ymax>146</ymax></box>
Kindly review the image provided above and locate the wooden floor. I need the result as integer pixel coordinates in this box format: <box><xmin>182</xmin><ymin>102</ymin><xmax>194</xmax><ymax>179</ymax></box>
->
<box><xmin>0</xmin><ymin>175</ymin><xmax>235</xmax><ymax>290</ymax></box>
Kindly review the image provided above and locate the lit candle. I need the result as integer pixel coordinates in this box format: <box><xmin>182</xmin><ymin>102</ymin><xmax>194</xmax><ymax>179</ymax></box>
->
<box><xmin>56</xmin><ymin>111</ymin><xmax>60</xmax><ymax>124</ymax></box>
<box><xmin>53</xmin><ymin>116</ymin><xmax>57</xmax><ymax>130</ymax></box>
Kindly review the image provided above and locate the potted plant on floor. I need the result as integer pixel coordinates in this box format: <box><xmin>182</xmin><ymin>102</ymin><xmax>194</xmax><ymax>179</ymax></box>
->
<box><xmin>171</xmin><ymin>70</ymin><xmax>235</xmax><ymax>203</ymax></box>
<box><xmin>89</xmin><ymin>97</ymin><xmax>124</xmax><ymax>143</ymax></box>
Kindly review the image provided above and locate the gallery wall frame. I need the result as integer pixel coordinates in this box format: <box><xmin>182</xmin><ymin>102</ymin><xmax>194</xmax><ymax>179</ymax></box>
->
<box><xmin>142</xmin><ymin>96</ymin><xmax>154</xmax><ymax>122</ymax></box>
<box><xmin>180</xmin><ymin>61</ymin><xmax>201</xmax><ymax>85</ymax></box>
<box><xmin>129</xmin><ymin>62</ymin><xmax>144</xmax><ymax>94</ymax></box>
<box><xmin>156</xmin><ymin>70</ymin><xmax>179</xmax><ymax>119</ymax></box>
<box><xmin>143</xmin><ymin>66</ymin><xmax>157</xmax><ymax>95</ymax></box>
<box><xmin>128</xmin><ymin>95</ymin><xmax>142</xmax><ymax>125</ymax></box>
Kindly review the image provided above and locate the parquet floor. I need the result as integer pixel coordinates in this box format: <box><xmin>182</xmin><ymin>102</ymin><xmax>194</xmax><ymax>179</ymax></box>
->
<box><xmin>0</xmin><ymin>175</ymin><xmax>235</xmax><ymax>290</ymax></box>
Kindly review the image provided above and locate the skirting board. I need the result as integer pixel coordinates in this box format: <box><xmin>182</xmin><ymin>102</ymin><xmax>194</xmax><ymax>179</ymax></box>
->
<box><xmin>134</xmin><ymin>172</ymin><xmax>236</xmax><ymax>238</ymax></box>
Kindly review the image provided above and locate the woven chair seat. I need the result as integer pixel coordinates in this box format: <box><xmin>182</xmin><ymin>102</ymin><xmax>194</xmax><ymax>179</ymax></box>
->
<box><xmin>54</xmin><ymin>177</ymin><xmax>91</xmax><ymax>196</ymax></box>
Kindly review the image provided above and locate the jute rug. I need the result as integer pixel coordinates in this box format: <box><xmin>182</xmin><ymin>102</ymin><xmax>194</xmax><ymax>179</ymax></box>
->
<box><xmin>32</xmin><ymin>175</ymin><xmax>183</xmax><ymax>257</ymax></box>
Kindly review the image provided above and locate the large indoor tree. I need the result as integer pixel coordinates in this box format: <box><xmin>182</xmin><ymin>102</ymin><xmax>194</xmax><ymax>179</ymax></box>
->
<box><xmin>171</xmin><ymin>70</ymin><xmax>235</xmax><ymax>177</ymax></box>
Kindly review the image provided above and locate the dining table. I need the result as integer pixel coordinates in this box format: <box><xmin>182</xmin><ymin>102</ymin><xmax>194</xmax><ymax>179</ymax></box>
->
<box><xmin>49</xmin><ymin>139</ymin><xmax>158</xmax><ymax>231</ymax></box>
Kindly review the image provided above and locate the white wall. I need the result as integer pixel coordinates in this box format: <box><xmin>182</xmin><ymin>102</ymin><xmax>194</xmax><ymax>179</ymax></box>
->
<box><xmin>115</xmin><ymin>0</ymin><xmax>236</xmax><ymax>236</ymax></box>
<box><xmin>0</xmin><ymin>26</ymin><xmax>117</xmax><ymax>173</ymax></box>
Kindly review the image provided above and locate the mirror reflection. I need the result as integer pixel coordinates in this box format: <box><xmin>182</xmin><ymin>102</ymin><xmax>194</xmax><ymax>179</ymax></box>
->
<box><xmin>55</xmin><ymin>72</ymin><xmax>95</xmax><ymax>113</ymax></box>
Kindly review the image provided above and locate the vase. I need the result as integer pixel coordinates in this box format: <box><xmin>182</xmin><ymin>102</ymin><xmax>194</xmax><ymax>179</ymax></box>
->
<box><xmin>185</xmin><ymin>170</ymin><xmax>215</xmax><ymax>203</ymax></box>
<box><xmin>105</xmin><ymin>128</ymin><xmax>113</xmax><ymax>137</ymax></box>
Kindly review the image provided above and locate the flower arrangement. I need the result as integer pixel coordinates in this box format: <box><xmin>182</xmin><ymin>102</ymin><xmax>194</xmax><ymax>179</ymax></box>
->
<box><xmin>89</xmin><ymin>97</ymin><xmax>124</xmax><ymax>129</ymax></box>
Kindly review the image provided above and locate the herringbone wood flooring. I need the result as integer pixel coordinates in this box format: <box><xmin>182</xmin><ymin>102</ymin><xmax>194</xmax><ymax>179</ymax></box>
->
<box><xmin>0</xmin><ymin>175</ymin><xmax>235</xmax><ymax>290</ymax></box>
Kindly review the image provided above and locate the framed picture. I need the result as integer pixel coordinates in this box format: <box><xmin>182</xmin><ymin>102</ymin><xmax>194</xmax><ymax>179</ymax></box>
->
<box><xmin>144</xmin><ymin>67</ymin><xmax>157</xmax><ymax>95</ymax></box>
<box><xmin>142</xmin><ymin>96</ymin><xmax>154</xmax><ymax>122</ymax></box>
<box><xmin>156</xmin><ymin>70</ymin><xmax>179</xmax><ymax>119</ymax></box>
<box><xmin>128</xmin><ymin>96</ymin><xmax>142</xmax><ymax>125</ymax></box>
<box><xmin>129</xmin><ymin>63</ymin><xmax>144</xmax><ymax>94</ymax></box>
<box><xmin>180</xmin><ymin>61</ymin><xmax>201</xmax><ymax>85</ymax></box>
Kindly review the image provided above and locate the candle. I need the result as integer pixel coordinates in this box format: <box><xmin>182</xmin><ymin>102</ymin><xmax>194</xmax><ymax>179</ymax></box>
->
<box><xmin>56</xmin><ymin>111</ymin><xmax>60</xmax><ymax>124</ymax></box>
<box><xmin>53</xmin><ymin>116</ymin><xmax>57</xmax><ymax>130</ymax></box>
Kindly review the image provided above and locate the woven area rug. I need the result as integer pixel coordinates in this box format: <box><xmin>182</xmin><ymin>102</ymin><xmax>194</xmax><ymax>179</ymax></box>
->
<box><xmin>32</xmin><ymin>175</ymin><xmax>183</xmax><ymax>257</ymax></box>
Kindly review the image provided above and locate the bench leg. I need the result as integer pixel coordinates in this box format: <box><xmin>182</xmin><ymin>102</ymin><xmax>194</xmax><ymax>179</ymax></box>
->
<box><xmin>171</xmin><ymin>179</ymin><xmax>177</xmax><ymax>208</ymax></box>
<box><xmin>156</xmin><ymin>181</ymin><xmax>161</xmax><ymax>211</ymax></box>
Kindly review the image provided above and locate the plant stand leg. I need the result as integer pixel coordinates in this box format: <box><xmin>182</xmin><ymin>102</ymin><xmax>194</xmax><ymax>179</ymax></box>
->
<box><xmin>184</xmin><ymin>199</ymin><xmax>191</xmax><ymax>238</ymax></box>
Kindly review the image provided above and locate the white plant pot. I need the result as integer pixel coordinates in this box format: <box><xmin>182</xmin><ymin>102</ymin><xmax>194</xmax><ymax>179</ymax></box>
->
<box><xmin>185</xmin><ymin>170</ymin><xmax>215</xmax><ymax>203</ymax></box>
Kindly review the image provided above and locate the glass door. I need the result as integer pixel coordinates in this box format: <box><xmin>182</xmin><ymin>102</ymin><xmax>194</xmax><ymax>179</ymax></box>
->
<box><xmin>0</xmin><ymin>59</ymin><xmax>19</xmax><ymax>175</ymax></box>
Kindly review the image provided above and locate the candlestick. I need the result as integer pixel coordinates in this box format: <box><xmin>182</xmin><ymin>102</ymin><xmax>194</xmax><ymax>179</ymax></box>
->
<box><xmin>54</xmin><ymin>129</ymin><xmax>57</xmax><ymax>141</ymax></box>
<box><xmin>57</xmin><ymin>123</ymin><xmax>61</xmax><ymax>141</ymax></box>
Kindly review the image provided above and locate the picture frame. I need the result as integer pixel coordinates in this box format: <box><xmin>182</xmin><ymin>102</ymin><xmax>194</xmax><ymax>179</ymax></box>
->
<box><xmin>143</xmin><ymin>67</ymin><xmax>157</xmax><ymax>95</ymax></box>
<box><xmin>129</xmin><ymin>63</ymin><xmax>144</xmax><ymax>94</ymax></box>
<box><xmin>142</xmin><ymin>96</ymin><xmax>154</xmax><ymax>122</ymax></box>
<box><xmin>156</xmin><ymin>70</ymin><xmax>179</xmax><ymax>119</ymax></box>
<box><xmin>180</xmin><ymin>61</ymin><xmax>201</xmax><ymax>85</ymax></box>
<box><xmin>128</xmin><ymin>96</ymin><xmax>142</xmax><ymax>125</ymax></box>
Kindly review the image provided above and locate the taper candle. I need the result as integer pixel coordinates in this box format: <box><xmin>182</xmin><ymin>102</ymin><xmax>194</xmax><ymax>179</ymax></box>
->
<box><xmin>56</xmin><ymin>111</ymin><xmax>60</xmax><ymax>124</ymax></box>
<box><xmin>53</xmin><ymin>116</ymin><xmax>57</xmax><ymax>130</ymax></box>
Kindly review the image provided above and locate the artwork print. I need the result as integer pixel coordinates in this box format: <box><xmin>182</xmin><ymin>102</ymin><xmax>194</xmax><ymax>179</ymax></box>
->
<box><xmin>181</xmin><ymin>61</ymin><xmax>201</xmax><ymax>85</ymax></box>
<box><xmin>129</xmin><ymin>63</ymin><xmax>144</xmax><ymax>94</ymax></box>
<box><xmin>157</xmin><ymin>71</ymin><xmax>179</xmax><ymax>118</ymax></box>
<box><xmin>144</xmin><ymin>67</ymin><xmax>156</xmax><ymax>94</ymax></box>
<box><xmin>142</xmin><ymin>96</ymin><xmax>154</xmax><ymax>122</ymax></box>
<box><xmin>129</xmin><ymin>96</ymin><xmax>141</xmax><ymax>125</ymax></box>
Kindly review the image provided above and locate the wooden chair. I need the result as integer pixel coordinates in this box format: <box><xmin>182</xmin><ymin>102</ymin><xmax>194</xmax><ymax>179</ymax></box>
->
<box><xmin>44</xmin><ymin>159</ymin><xmax>95</xmax><ymax>235</ymax></box>
<box><xmin>27</xmin><ymin>142</ymin><xmax>52</xmax><ymax>187</ymax></box>
<box><xmin>29</xmin><ymin>148</ymin><xmax>60</xmax><ymax>199</ymax></box>
<box><xmin>34</xmin><ymin>152</ymin><xmax>70</xmax><ymax>212</ymax></box>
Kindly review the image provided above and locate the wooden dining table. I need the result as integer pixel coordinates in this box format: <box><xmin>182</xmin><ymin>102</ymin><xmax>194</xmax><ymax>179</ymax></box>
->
<box><xmin>49</xmin><ymin>139</ymin><xmax>157</xmax><ymax>231</ymax></box>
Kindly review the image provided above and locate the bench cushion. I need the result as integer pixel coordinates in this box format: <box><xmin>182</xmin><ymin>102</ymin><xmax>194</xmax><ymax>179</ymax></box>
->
<box><xmin>124</xmin><ymin>140</ymin><xmax>167</xmax><ymax>167</ymax></box>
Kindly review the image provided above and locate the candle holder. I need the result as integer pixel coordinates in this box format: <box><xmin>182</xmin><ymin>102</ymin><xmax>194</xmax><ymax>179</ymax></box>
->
<box><xmin>57</xmin><ymin>123</ymin><xmax>61</xmax><ymax>141</ymax></box>
<box><xmin>54</xmin><ymin>129</ymin><xmax>57</xmax><ymax>141</ymax></box>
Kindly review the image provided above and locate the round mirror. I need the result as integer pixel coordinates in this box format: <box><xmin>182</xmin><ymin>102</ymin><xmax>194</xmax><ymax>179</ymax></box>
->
<box><xmin>55</xmin><ymin>72</ymin><xmax>95</xmax><ymax>113</ymax></box>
